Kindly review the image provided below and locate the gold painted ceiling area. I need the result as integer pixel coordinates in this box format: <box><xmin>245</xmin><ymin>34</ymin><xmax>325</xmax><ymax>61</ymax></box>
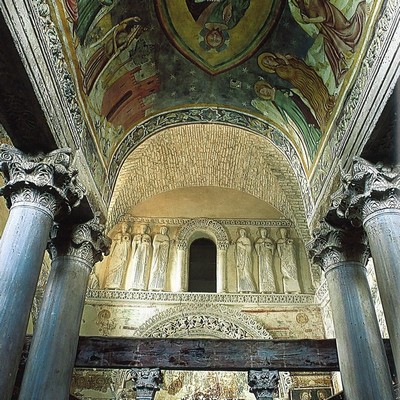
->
<box><xmin>108</xmin><ymin>124</ymin><xmax>310</xmax><ymax>238</ymax></box>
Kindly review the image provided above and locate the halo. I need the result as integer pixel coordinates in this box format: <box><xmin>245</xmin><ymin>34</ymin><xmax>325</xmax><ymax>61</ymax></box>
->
<box><xmin>258</xmin><ymin>52</ymin><xmax>276</xmax><ymax>73</ymax></box>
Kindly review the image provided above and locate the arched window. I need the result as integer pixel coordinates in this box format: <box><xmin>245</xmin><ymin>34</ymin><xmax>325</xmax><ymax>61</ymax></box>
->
<box><xmin>188</xmin><ymin>238</ymin><xmax>217</xmax><ymax>292</ymax></box>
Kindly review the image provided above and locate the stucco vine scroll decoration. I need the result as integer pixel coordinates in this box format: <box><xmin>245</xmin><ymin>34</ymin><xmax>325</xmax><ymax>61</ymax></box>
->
<box><xmin>135</xmin><ymin>303</ymin><xmax>272</xmax><ymax>339</ymax></box>
<box><xmin>48</xmin><ymin>213</ymin><xmax>111</xmax><ymax>267</ymax></box>
<box><xmin>33</xmin><ymin>0</ymin><xmax>85</xmax><ymax>141</ymax></box>
<box><xmin>176</xmin><ymin>218</ymin><xmax>229</xmax><ymax>251</ymax></box>
<box><xmin>0</xmin><ymin>145</ymin><xmax>84</xmax><ymax>219</ymax></box>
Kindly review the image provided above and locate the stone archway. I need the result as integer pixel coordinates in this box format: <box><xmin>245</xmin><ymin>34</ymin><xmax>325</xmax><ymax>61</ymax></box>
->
<box><xmin>173</xmin><ymin>218</ymin><xmax>229</xmax><ymax>293</ymax></box>
<box><xmin>135</xmin><ymin>303</ymin><xmax>272</xmax><ymax>339</ymax></box>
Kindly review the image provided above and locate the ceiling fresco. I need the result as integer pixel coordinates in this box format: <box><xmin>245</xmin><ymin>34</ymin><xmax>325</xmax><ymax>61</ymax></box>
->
<box><xmin>57</xmin><ymin>0</ymin><xmax>379</xmax><ymax>183</ymax></box>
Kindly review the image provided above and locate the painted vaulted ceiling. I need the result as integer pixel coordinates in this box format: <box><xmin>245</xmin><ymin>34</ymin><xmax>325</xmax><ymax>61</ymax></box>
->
<box><xmin>3</xmin><ymin>0</ymin><xmax>397</xmax><ymax>230</ymax></box>
<box><xmin>52</xmin><ymin>0</ymin><xmax>381</xmax><ymax>195</ymax></box>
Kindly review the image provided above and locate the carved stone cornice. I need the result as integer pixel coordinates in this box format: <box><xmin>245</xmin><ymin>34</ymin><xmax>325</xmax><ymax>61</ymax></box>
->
<box><xmin>248</xmin><ymin>369</ymin><xmax>279</xmax><ymax>399</ymax></box>
<box><xmin>0</xmin><ymin>145</ymin><xmax>84</xmax><ymax>219</ymax></box>
<box><xmin>308</xmin><ymin>212</ymin><xmax>369</xmax><ymax>272</ymax></box>
<box><xmin>333</xmin><ymin>157</ymin><xmax>400</xmax><ymax>226</ymax></box>
<box><xmin>48</xmin><ymin>214</ymin><xmax>111</xmax><ymax>268</ymax></box>
<box><xmin>127</xmin><ymin>368</ymin><xmax>162</xmax><ymax>399</ymax></box>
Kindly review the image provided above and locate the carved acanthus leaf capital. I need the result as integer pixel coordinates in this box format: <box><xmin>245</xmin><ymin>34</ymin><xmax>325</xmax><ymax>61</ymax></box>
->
<box><xmin>128</xmin><ymin>368</ymin><xmax>163</xmax><ymax>398</ymax></box>
<box><xmin>334</xmin><ymin>157</ymin><xmax>400</xmax><ymax>225</ymax></box>
<box><xmin>248</xmin><ymin>369</ymin><xmax>279</xmax><ymax>399</ymax></box>
<box><xmin>307</xmin><ymin>210</ymin><xmax>369</xmax><ymax>271</ymax></box>
<box><xmin>48</xmin><ymin>213</ymin><xmax>111</xmax><ymax>267</ymax></box>
<box><xmin>0</xmin><ymin>145</ymin><xmax>85</xmax><ymax>219</ymax></box>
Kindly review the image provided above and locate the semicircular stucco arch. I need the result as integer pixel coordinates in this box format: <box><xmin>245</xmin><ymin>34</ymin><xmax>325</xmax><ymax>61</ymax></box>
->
<box><xmin>135</xmin><ymin>303</ymin><xmax>273</xmax><ymax>339</ymax></box>
<box><xmin>108</xmin><ymin>123</ymin><xmax>311</xmax><ymax>240</ymax></box>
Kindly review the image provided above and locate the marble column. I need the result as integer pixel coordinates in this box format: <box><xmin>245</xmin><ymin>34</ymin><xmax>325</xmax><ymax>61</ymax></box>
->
<box><xmin>308</xmin><ymin>213</ymin><xmax>395</xmax><ymax>400</ymax></box>
<box><xmin>217</xmin><ymin>241</ymin><xmax>229</xmax><ymax>292</ymax></box>
<box><xmin>19</xmin><ymin>215</ymin><xmax>110</xmax><ymax>400</ymax></box>
<box><xmin>128</xmin><ymin>368</ymin><xmax>163</xmax><ymax>400</ymax></box>
<box><xmin>248</xmin><ymin>369</ymin><xmax>279</xmax><ymax>400</ymax></box>
<box><xmin>0</xmin><ymin>145</ymin><xmax>83</xmax><ymax>400</ymax></box>
<box><xmin>173</xmin><ymin>241</ymin><xmax>187</xmax><ymax>292</ymax></box>
<box><xmin>334</xmin><ymin>157</ymin><xmax>400</xmax><ymax>375</ymax></box>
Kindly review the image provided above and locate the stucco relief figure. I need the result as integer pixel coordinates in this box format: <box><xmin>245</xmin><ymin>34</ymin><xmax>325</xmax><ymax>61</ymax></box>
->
<box><xmin>255</xmin><ymin>228</ymin><xmax>276</xmax><ymax>293</ymax></box>
<box><xmin>83</xmin><ymin>16</ymin><xmax>145</xmax><ymax>94</ymax></box>
<box><xmin>235</xmin><ymin>229</ymin><xmax>257</xmax><ymax>293</ymax></box>
<box><xmin>291</xmin><ymin>0</ymin><xmax>366</xmax><ymax>85</ymax></box>
<box><xmin>124</xmin><ymin>224</ymin><xmax>152</xmax><ymax>290</ymax></box>
<box><xmin>277</xmin><ymin>228</ymin><xmax>301</xmax><ymax>293</ymax></box>
<box><xmin>148</xmin><ymin>226</ymin><xmax>170</xmax><ymax>291</ymax></box>
<box><xmin>104</xmin><ymin>222</ymin><xmax>131</xmax><ymax>289</ymax></box>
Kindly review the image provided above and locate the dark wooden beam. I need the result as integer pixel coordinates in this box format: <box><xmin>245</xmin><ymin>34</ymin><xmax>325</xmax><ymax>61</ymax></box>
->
<box><xmin>21</xmin><ymin>336</ymin><xmax>395</xmax><ymax>373</ymax></box>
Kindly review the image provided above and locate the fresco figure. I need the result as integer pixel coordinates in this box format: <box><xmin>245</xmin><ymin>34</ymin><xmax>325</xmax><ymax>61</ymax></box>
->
<box><xmin>253</xmin><ymin>80</ymin><xmax>321</xmax><ymax>158</ymax></box>
<box><xmin>65</xmin><ymin>0</ymin><xmax>114</xmax><ymax>42</ymax></box>
<box><xmin>277</xmin><ymin>228</ymin><xmax>301</xmax><ymax>293</ymax></box>
<box><xmin>291</xmin><ymin>0</ymin><xmax>366</xmax><ymax>85</ymax></box>
<box><xmin>255</xmin><ymin>228</ymin><xmax>276</xmax><ymax>293</ymax></box>
<box><xmin>124</xmin><ymin>224</ymin><xmax>152</xmax><ymax>290</ymax></box>
<box><xmin>235</xmin><ymin>229</ymin><xmax>257</xmax><ymax>293</ymax></box>
<box><xmin>104</xmin><ymin>222</ymin><xmax>131</xmax><ymax>289</ymax></box>
<box><xmin>148</xmin><ymin>226</ymin><xmax>171</xmax><ymax>291</ymax></box>
<box><xmin>258</xmin><ymin>52</ymin><xmax>335</xmax><ymax>130</ymax></box>
<box><xmin>83</xmin><ymin>16</ymin><xmax>145</xmax><ymax>94</ymax></box>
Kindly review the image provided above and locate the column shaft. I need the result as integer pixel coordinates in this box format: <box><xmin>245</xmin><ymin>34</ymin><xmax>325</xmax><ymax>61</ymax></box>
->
<box><xmin>0</xmin><ymin>204</ymin><xmax>52</xmax><ymax>399</ymax></box>
<box><xmin>364</xmin><ymin>210</ymin><xmax>400</xmax><ymax>374</ymax></box>
<box><xmin>217</xmin><ymin>249</ymin><xmax>227</xmax><ymax>292</ymax></box>
<box><xmin>326</xmin><ymin>261</ymin><xmax>395</xmax><ymax>399</ymax></box>
<box><xmin>19</xmin><ymin>255</ymin><xmax>90</xmax><ymax>400</ymax></box>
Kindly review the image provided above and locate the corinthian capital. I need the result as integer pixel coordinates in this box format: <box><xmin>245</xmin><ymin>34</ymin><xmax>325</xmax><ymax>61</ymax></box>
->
<box><xmin>128</xmin><ymin>368</ymin><xmax>163</xmax><ymax>399</ymax></box>
<box><xmin>48</xmin><ymin>213</ymin><xmax>111</xmax><ymax>268</ymax></box>
<box><xmin>248</xmin><ymin>369</ymin><xmax>279</xmax><ymax>399</ymax></box>
<box><xmin>333</xmin><ymin>157</ymin><xmax>400</xmax><ymax>226</ymax></box>
<box><xmin>0</xmin><ymin>145</ymin><xmax>85</xmax><ymax>219</ymax></box>
<box><xmin>308</xmin><ymin>210</ymin><xmax>369</xmax><ymax>272</ymax></box>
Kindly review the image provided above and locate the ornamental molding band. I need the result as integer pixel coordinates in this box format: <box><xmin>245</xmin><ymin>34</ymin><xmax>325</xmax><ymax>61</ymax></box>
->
<box><xmin>86</xmin><ymin>290</ymin><xmax>316</xmax><ymax>305</ymax></box>
<box><xmin>135</xmin><ymin>303</ymin><xmax>273</xmax><ymax>339</ymax></box>
<box><xmin>307</xmin><ymin>215</ymin><xmax>370</xmax><ymax>273</ymax></box>
<box><xmin>248</xmin><ymin>369</ymin><xmax>280</xmax><ymax>399</ymax></box>
<box><xmin>48</xmin><ymin>214</ymin><xmax>111</xmax><ymax>266</ymax></box>
<box><xmin>124</xmin><ymin>216</ymin><xmax>293</xmax><ymax>228</ymax></box>
<box><xmin>0</xmin><ymin>145</ymin><xmax>85</xmax><ymax>219</ymax></box>
<box><xmin>176</xmin><ymin>218</ymin><xmax>229</xmax><ymax>251</ymax></box>
<box><xmin>333</xmin><ymin>157</ymin><xmax>400</xmax><ymax>226</ymax></box>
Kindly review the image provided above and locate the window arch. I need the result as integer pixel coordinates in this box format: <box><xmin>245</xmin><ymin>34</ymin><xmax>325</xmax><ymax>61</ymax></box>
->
<box><xmin>188</xmin><ymin>238</ymin><xmax>217</xmax><ymax>292</ymax></box>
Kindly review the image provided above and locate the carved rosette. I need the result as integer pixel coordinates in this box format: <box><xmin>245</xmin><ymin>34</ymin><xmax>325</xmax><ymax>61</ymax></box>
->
<box><xmin>333</xmin><ymin>157</ymin><xmax>400</xmax><ymax>226</ymax></box>
<box><xmin>0</xmin><ymin>145</ymin><xmax>85</xmax><ymax>219</ymax></box>
<box><xmin>248</xmin><ymin>369</ymin><xmax>279</xmax><ymax>399</ymax></box>
<box><xmin>128</xmin><ymin>368</ymin><xmax>163</xmax><ymax>399</ymax></box>
<box><xmin>48</xmin><ymin>214</ymin><xmax>111</xmax><ymax>268</ymax></box>
<box><xmin>308</xmin><ymin>212</ymin><xmax>369</xmax><ymax>272</ymax></box>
